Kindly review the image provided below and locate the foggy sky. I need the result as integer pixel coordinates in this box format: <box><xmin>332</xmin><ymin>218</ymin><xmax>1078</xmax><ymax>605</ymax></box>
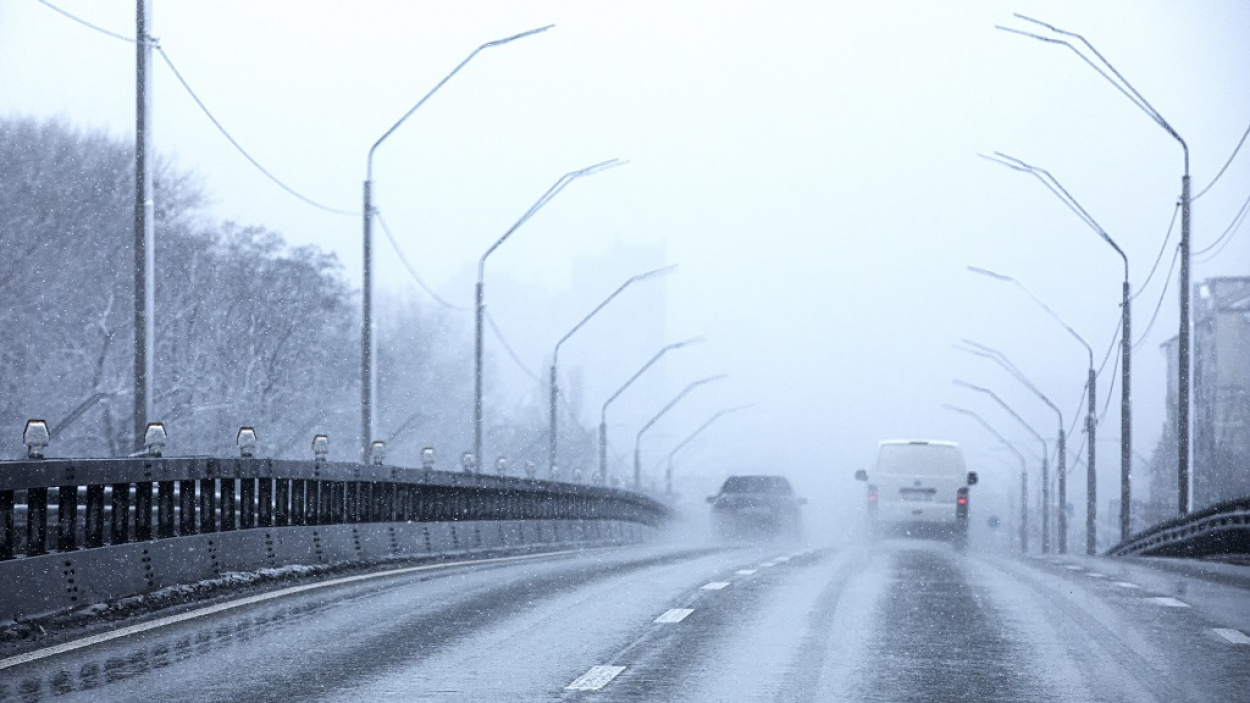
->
<box><xmin>1</xmin><ymin>0</ymin><xmax>1248</xmax><ymax>511</ymax></box>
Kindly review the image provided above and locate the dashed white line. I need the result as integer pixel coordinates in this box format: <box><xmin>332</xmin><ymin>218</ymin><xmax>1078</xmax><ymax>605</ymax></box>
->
<box><xmin>773</xmin><ymin>556</ymin><xmax>791</xmax><ymax>562</ymax></box>
<box><xmin>1064</xmin><ymin>565</ymin><xmax>1084</xmax><ymax>571</ymax></box>
<box><xmin>1085</xmin><ymin>573</ymin><xmax>1107</xmax><ymax>579</ymax></box>
<box><xmin>1149</xmin><ymin>596</ymin><xmax>1190</xmax><ymax>608</ymax></box>
<box><xmin>654</xmin><ymin>608</ymin><xmax>694</xmax><ymax>624</ymax></box>
<box><xmin>566</xmin><ymin>665</ymin><xmax>626</xmax><ymax>691</ymax></box>
<box><xmin>1212</xmin><ymin>628</ymin><xmax>1250</xmax><ymax>644</ymax></box>
<box><xmin>759</xmin><ymin>562</ymin><xmax>777</xmax><ymax>568</ymax></box>
<box><xmin>701</xmin><ymin>581</ymin><xmax>731</xmax><ymax>590</ymax></box>
<box><xmin>735</xmin><ymin>569</ymin><xmax>758</xmax><ymax>575</ymax></box>
<box><xmin>1113</xmin><ymin>581</ymin><xmax>1141</xmax><ymax>589</ymax></box>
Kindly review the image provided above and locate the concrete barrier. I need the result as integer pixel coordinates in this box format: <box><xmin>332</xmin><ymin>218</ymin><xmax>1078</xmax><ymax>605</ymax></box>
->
<box><xmin>0</xmin><ymin>519</ymin><xmax>650</xmax><ymax>623</ymax></box>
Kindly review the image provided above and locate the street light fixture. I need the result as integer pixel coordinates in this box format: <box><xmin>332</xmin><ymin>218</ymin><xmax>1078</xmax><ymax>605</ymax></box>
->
<box><xmin>999</xmin><ymin>13</ymin><xmax>1192</xmax><ymax>516</ymax></box>
<box><xmin>954</xmin><ymin>379</ymin><xmax>1049</xmax><ymax>552</ymax></box>
<box><xmin>633</xmin><ymin>375</ymin><xmax>727</xmax><ymax>491</ymax></box>
<box><xmin>359</xmin><ymin>24</ymin><xmax>553</xmax><ymax>462</ymax></box>
<box><xmin>958</xmin><ymin>338</ymin><xmax>1067</xmax><ymax>553</ymax></box>
<box><xmin>968</xmin><ymin>265</ymin><xmax>1100</xmax><ymax>555</ymax></box>
<box><xmin>982</xmin><ymin>151</ymin><xmax>1133</xmax><ymax>543</ymax></box>
<box><xmin>473</xmin><ymin>158</ymin><xmax>625</xmax><ymax>465</ymax></box>
<box><xmin>548</xmin><ymin>265</ymin><xmax>677</xmax><ymax>474</ymax></box>
<box><xmin>599</xmin><ymin>338</ymin><xmax>703</xmax><ymax>482</ymax></box>
<box><xmin>662</xmin><ymin>405</ymin><xmax>753</xmax><ymax>498</ymax></box>
<box><xmin>943</xmin><ymin>403</ymin><xmax>1030</xmax><ymax>552</ymax></box>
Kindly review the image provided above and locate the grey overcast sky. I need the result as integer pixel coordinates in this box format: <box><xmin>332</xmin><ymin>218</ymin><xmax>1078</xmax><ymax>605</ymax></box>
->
<box><xmin>2</xmin><ymin>1</ymin><xmax>1248</xmax><ymax>504</ymax></box>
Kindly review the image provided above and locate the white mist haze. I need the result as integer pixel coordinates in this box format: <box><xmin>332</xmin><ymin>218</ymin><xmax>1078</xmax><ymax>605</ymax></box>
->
<box><xmin>2</xmin><ymin>0</ymin><xmax>1248</xmax><ymax>537</ymax></box>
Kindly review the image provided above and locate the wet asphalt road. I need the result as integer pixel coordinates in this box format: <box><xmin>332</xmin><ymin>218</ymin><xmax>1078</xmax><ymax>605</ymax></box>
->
<box><xmin>2</xmin><ymin>537</ymin><xmax>1249</xmax><ymax>702</ymax></box>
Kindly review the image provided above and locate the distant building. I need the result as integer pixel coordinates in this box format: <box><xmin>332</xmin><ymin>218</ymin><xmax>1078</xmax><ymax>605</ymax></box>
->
<box><xmin>1157</xmin><ymin>277</ymin><xmax>1250</xmax><ymax>512</ymax></box>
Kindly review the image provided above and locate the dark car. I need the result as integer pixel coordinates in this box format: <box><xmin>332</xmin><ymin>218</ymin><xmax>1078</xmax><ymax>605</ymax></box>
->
<box><xmin>706</xmin><ymin>475</ymin><xmax>805</xmax><ymax>540</ymax></box>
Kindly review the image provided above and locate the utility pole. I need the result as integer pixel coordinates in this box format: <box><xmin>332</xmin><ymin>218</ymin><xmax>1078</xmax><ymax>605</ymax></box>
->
<box><xmin>132</xmin><ymin>0</ymin><xmax>155</xmax><ymax>454</ymax></box>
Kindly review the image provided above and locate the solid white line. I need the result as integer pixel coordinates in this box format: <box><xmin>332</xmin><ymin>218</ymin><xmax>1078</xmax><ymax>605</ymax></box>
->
<box><xmin>0</xmin><ymin>548</ymin><xmax>584</xmax><ymax>672</ymax></box>
<box><xmin>566</xmin><ymin>665</ymin><xmax>626</xmax><ymax>690</ymax></box>
<box><xmin>1113</xmin><ymin>581</ymin><xmax>1141</xmax><ymax>589</ymax></box>
<box><xmin>735</xmin><ymin>569</ymin><xmax>758</xmax><ymax>575</ymax></box>
<box><xmin>700</xmin><ymin>581</ymin><xmax>731</xmax><ymax>590</ymax></box>
<box><xmin>1212</xmin><ymin>628</ymin><xmax>1250</xmax><ymax>644</ymax></box>
<box><xmin>1149</xmin><ymin>596</ymin><xmax>1190</xmax><ymax>608</ymax></box>
<box><xmin>654</xmin><ymin>608</ymin><xmax>694</xmax><ymax>624</ymax></box>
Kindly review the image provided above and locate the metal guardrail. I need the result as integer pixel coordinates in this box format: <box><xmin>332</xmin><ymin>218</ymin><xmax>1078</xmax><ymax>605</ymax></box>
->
<box><xmin>1105</xmin><ymin>495</ymin><xmax>1250</xmax><ymax>558</ymax></box>
<box><xmin>0</xmin><ymin>456</ymin><xmax>669</xmax><ymax>561</ymax></box>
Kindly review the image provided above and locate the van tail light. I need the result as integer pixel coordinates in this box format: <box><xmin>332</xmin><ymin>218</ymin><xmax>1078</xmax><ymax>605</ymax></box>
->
<box><xmin>956</xmin><ymin>487</ymin><xmax>969</xmax><ymax>506</ymax></box>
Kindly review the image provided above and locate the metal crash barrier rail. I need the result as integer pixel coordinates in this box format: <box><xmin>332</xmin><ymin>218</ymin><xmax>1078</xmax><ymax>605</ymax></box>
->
<box><xmin>1106</xmin><ymin>496</ymin><xmax>1250</xmax><ymax>558</ymax></box>
<box><xmin>0</xmin><ymin>456</ymin><xmax>669</xmax><ymax>560</ymax></box>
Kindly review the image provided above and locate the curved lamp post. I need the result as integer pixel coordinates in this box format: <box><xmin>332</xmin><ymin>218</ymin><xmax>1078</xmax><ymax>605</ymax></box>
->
<box><xmin>663</xmin><ymin>405</ymin><xmax>752</xmax><ymax>498</ymax></box>
<box><xmin>473</xmin><ymin>158</ymin><xmax>624</xmax><ymax>464</ymax></box>
<box><xmin>969</xmin><ymin>265</ymin><xmax>1099</xmax><ymax>555</ymax></box>
<box><xmin>944</xmin><ymin>403</ymin><xmax>1030</xmax><ymax>552</ymax></box>
<box><xmin>548</xmin><ymin>265</ymin><xmax>676</xmax><ymax>474</ymax></box>
<box><xmin>999</xmin><ymin>13</ymin><xmax>1192</xmax><ymax>516</ymax></box>
<box><xmin>958</xmin><ymin>339</ymin><xmax>1066</xmax><ymax>552</ymax></box>
<box><xmin>360</xmin><ymin>24</ymin><xmax>552</xmax><ymax>461</ymax></box>
<box><xmin>633</xmin><ymin>375</ymin><xmax>727</xmax><ymax>491</ymax></box>
<box><xmin>955</xmin><ymin>379</ymin><xmax>1049</xmax><ymax>553</ymax></box>
<box><xmin>598</xmin><ymin>338</ymin><xmax>703</xmax><ymax>482</ymax></box>
<box><xmin>982</xmin><ymin>151</ymin><xmax>1132</xmax><ymax>543</ymax></box>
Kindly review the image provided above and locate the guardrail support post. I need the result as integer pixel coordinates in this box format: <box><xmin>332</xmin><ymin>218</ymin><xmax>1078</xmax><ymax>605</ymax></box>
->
<box><xmin>157</xmin><ymin>480</ymin><xmax>175</xmax><ymax>538</ymax></box>
<box><xmin>58</xmin><ymin>484</ymin><xmax>78</xmax><ymax>551</ymax></box>
<box><xmin>85</xmin><ymin>484</ymin><xmax>105</xmax><ymax>547</ymax></box>
<box><xmin>26</xmin><ymin>487</ymin><xmax>48</xmax><ymax>556</ymax></box>
<box><xmin>134</xmin><ymin>481</ymin><xmax>153</xmax><ymax>541</ymax></box>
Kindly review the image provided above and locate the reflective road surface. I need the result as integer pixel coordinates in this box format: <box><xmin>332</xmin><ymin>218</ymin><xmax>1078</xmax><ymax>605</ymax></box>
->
<box><xmin>2</xmin><ymin>537</ymin><xmax>1249</xmax><ymax>702</ymax></box>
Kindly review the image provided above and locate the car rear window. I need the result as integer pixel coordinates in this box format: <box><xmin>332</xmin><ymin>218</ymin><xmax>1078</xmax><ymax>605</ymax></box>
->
<box><xmin>720</xmin><ymin>476</ymin><xmax>793</xmax><ymax>494</ymax></box>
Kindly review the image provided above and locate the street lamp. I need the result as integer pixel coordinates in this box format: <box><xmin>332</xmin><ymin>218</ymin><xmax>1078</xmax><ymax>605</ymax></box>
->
<box><xmin>548</xmin><ymin>265</ymin><xmax>676</xmax><ymax>474</ymax></box>
<box><xmin>982</xmin><ymin>151</ymin><xmax>1133</xmax><ymax>543</ymax></box>
<box><xmin>969</xmin><ymin>265</ymin><xmax>1100</xmax><ymax>555</ymax></box>
<box><xmin>958</xmin><ymin>338</ymin><xmax>1067</xmax><ymax>553</ymax></box>
<box><xmin>954</xmin><ymin>379</ymin><xmax>1049</xmax><ymax>553</ymax></box>
<box><xmin>999</xmin><ymin>13</ymin><xmax>1192</xmax><ymax>516</ymax></box>
<box><xmin>663</xmin><ymin>405</ymin><xmax>752</xmax><ymax>498</ymax></box>
<box><xmin>598</xmin><ymin>338</ymin><xmax>703</xmax><ymax>482</ymax></box>
<box><xmin>943</xmin><ymin>404</ymin><xmax>1030</xmax><ymax>552</ymax></box>
<box><xmin>360</xmin><ymin>24</ymin><xmax>552</xmax><ymax>462</ymax></box>
<box><xmin>634</xmin><ymin>375</ymin><xmax>728</xmax><ymax>491</ymax></box>
<box><xmin>473</xmin><ymin>159</ymin><xmax>625</xmax><ymax>465</ymax></box>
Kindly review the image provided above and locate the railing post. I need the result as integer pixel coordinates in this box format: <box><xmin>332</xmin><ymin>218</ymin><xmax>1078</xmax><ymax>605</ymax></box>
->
<box><xmin>256</xmin><ymin>478</ymin><xmax>271</xmax><ymax>528</ymax></box>
<box><xmin>85</xmin><ymin>484</ymin><xmax>105</xmax><ymax>547</ymax></box>
<box><xmin>220</xmin><ymin>477</ymin><xmax>237</xmax><ymax>531</ymax></box>
<box><xmin>134</xmin><ymin>481</ymin><xmax>153</xmax><ymax>541</ymax></box>
<box><xmin>0</xmin><ymin>489</ymin><xmax>14</xmax><ymax>559</ymax></box>
<box><xmin>240</xmin><ymin>478</ymin><xmax>256</xmax><ymax>529</ymax></box>
<box><xmin>157</xmin><ymin>480</ymin><xmax>175</xmax><ymax>538</ymax></box>
<box><xmin>179</xmin><ymin>479</ymin><xmax>197</xmax><ymax>535</ymax></box>
<box><xmin>275</xmin><ymin>479</ymin><xmax>290</xmax><ymax>527</ymax></box>
<box><xmin>58</xmin><ymin>484</ymin><xmax>78</xmax><ymax>551</ymax></box>
<box><xmin>199</xmin><ymin>477</ymin><xmax>216</xmax><ymax>534</ymax></box>
<box><xmin>27</xmin><ymin>487</ymin><xmax>48</xmax><ymax>556</ymax></box>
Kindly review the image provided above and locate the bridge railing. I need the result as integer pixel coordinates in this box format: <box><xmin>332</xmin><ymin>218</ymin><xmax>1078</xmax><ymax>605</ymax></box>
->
<box><xmin>1105</xmin><ymin>495</ymin><xmax>1250</xmax><ymax>558</ymax></box>
<box><xmin>0</xmin><ymin>456</ymin><xmax>669</xmax><ymax>561</ymax></box>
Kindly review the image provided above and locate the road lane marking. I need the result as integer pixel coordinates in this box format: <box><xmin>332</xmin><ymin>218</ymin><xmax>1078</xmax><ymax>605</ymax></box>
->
<box><xmin>1149</xmin><ymin>597</ymin><xmax>1190</xmax><ymax>608</ymax></box>
<box><xmin>0</xmin><ymin>548</ymin><xmax>588</xmax><ymax>672</ymax></box>
<box><xmin>773</xmin><ymin>556</ymin><xmax>791</xmax><ymax>562</ymax></box>
<box><xmin>654</xmin><ymin>608</ymin><xmax>694</xmax><ymax>624</ymax></box>
<box><xmin>1064</xmin><ymin>565</ymin><xmax>1084</xmax><ymax>571</ymax></box>
<box><xmin>1113</xmin><ymin>581</ymin><xmax>1141</xmax><ymax>589</ymax></box>
<box><xmin>1213</xmin><ymin>628</ymin><xmax>1250</xmax><ymax>644</ymax></box>
<box><xmin>759</xmin><ymin>561</ymin><xmax>778</xmax><ymax>568</ymax></box>
<box><xmin>701</xmin><ymin>581</ymin><xmax>731</xmax><ymax>590</ymax></box>
<box><xmin>735</xmin><ymin>569</ymin><xmax>758</xmax><ymax>575</ymax></box>
<box><xmin>1085</xmin><ymin>573</ymin><xmax>1107</xmax><ymax>578</ymax></box>
<box><xmin>566</xmin><ymin>665</ymin><xmax>626</xmax><ymax>691</ymax></box>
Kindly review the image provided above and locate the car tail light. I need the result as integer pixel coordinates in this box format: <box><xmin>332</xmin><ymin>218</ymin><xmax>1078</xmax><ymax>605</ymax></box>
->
<box><xmin>956</xmin><ymin>486</ymin><xmax>969</xmax><ymax>506</ymax></box>
<box><xmin>867</xmin><ymin>485</ymin><xmax>878</xmax><ymax>503</ymax></box>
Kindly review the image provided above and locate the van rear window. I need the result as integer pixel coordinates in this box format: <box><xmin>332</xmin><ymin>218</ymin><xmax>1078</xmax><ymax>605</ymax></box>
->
<box><xmin>876</xmin><ymin>444</ymin><xmax>965</xmax><ymax>475</ymax></box>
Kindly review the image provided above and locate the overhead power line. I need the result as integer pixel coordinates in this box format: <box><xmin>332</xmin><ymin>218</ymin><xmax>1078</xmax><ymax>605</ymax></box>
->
<box><xmin>36</xmin><ymin>0</ymin><xmax>358</xmax><ymax>217</ymax></box>
<box><xmin>1193</xmin><ymin>119</ymin><xmax>1250</xmax><ymax>201</ymax></box>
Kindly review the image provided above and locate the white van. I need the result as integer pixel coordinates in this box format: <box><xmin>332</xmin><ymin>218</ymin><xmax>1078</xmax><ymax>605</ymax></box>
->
<box><xmin>854</xmin><ymin>440</ymin><xmax>977</xmax><ymax>545</ymax></box>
